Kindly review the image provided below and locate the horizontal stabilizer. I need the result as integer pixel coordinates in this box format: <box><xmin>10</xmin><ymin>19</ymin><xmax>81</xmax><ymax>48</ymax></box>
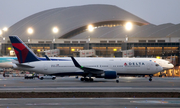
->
<box><xmin>16</xmin><ymin>64</ymin><xmax>34</xmax><ymax>68</ymax></box>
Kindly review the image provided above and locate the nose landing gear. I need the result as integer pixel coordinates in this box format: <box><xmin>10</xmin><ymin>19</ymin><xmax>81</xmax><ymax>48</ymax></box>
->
<box><xmin>149</xmin><ymin>75</ymin><xmax>153</xmax><ymax>82</ymax></box>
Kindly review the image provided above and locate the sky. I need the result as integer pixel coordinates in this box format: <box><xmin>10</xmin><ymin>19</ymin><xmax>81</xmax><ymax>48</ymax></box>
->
<box><xmin>0</xmin><ymin>0</ymin><xmax>180</xmax><ymax>29</ymax></box>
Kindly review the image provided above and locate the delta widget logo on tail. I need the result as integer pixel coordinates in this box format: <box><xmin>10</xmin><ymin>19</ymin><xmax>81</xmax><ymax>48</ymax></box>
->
<box><xmin>9</xmin><ymin>36</ymin><xmax>40</xmax><ymax>63</ymax></box>
<box><xmin>11</xmin><ymin>43</ymin><xmax>29</xmax><ymax>63</ymax></box>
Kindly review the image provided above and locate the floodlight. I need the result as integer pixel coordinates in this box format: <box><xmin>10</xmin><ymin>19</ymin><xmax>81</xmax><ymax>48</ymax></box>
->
<box><xmin>27</xmin><ymin>27</ymin><xmax>34</xmax><ymax>34</ymax></box>
<box><xmin>52</xmin><ymin>27</ymin><xmax>59</xmax><ymax>33</ymax></box>
<box><xmin>125</xmin><ymin>22</ymin><xmax>132</xmax><ymax>31</ymax></box>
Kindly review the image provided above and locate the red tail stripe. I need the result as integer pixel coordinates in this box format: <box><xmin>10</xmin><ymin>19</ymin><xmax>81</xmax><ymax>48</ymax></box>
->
<box><xmin>14</xmin><ymin>50</ymin><xmax>21</xmax><ymax>63</ymax></box>
<box><xmin>12</xmin><ymin>43</ymin><xmax>25</xmax><ymax>50</ymax></box>
<box><xmin>21</xmin><ymin>48</ymin><xmax>29</xmax><ymax>63</ymax></box>
<box><xmin>12</xmin><ymin>43</ymin><xmax>29</xmax><ymax>63</ymax></box>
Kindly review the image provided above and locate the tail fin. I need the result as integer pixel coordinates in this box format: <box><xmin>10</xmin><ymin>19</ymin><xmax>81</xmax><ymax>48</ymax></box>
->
<box><xmin>9</xmin><ymin>36</ymin><xmax>40</xmax><ymax>63</ymax></box>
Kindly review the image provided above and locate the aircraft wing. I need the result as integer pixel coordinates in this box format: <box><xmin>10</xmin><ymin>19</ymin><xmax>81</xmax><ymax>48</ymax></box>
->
<box><xmin>45</xmin><ymin>55</ymin><xmax>51</xmax><ymax>61</ymax></box>
<box><xmin>71</xmin><ymin>57</ymin><xmax>104</xmax><ymax>74</ymax></box>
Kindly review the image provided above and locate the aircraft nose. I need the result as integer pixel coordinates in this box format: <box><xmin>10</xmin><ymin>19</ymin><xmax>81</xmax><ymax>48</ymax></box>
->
<box><xmin>170</xmin><ymin>64</ymin><xmax>174</xmax><ymax>69</ymax></box>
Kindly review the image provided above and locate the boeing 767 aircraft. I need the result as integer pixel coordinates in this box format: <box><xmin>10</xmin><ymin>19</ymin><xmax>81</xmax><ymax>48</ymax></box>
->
<box><xmin>8</xmin><ymin>36</ymin><xmax>170</xmax><ymax>83</ymax></box>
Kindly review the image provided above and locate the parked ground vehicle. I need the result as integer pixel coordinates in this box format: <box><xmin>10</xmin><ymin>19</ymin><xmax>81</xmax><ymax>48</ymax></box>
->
<box><xmin>3</xmin><ymin>72</ymin><xmax>10</xmax><ymax>77</ymax></box>
<box><xmin>24</xmin><ymin>74</ymin><xmax>39</xmax><ymax>79</ymax></box>
<box><xmin>24</xmin><ymin>74</ymin><xmax>35</xmax><ymax>79</ymax></box>
<box><xmin>39</xmin><ymin>75</ymin><xmax>56</xmax><ymax>80</ymax></box>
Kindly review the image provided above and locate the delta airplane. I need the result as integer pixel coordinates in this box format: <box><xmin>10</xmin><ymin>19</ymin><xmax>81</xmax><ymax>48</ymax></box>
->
<box><xmin>8</xmin><ymin>36</ymin><xmax>167</xmax><ymax>83</ymax></box>
<box><xmin>0</xmin><ymin>57</ymin><xmax>173</xmax><ymax>71</ymax></box>
<box><xmin>46</xmin><ymin>57</ymin><xmax>174</xmax><ymax>71</ymax></box>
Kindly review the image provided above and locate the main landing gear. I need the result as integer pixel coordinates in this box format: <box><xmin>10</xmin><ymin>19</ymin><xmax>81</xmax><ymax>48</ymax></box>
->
<box><xmin>116</xmin><ymin>75</ymin><xmax>119</xmax><ymax>83</ymax></box>
<box><xmin>75</xmin><ymin>76</ymin><xmax>78</xmax><ymax>79</ymax></box>
<box><xmin>116</xmin><ymin>79</ymin><xmax>119</xmax><ymax>83</ymax></box>
<box><xmin>149</xmin><ymin>75</ymin><xmax>153</xmax><ymax>82</ymax></box>
<box><xmin>80</xmin><ymin>77</ymin><xmax>94</xmax><ymax>82</ymax></box>
<box><xmin>80</xmin><ymin>77</ymin><xmax>119</xmax><ymax>83</ymax></box>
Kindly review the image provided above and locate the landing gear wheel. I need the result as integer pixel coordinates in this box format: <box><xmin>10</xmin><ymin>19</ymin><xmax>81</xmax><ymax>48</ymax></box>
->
<box><xmin>89</xmin><ymin>78</ymin><xmax>94</xmax><ymax>82</ymax></box>
<box><xmin>149</xmin><ymin>78</ymin><xmax>152</xmax><ymax>82</ymax></box>
<box><xmin>85</xmin><ymin>78</ymin><xmax>89</xmax><ymax>82</ymax></box>
<box><xmin>116</xmin><ymin>80</ymin><xmax>119</xmax><ymax>83</ymax></box>
<box><xmin>80</xmin><ymin>78</ymin><xmax>84</xmax><ymax>81</ymax></box>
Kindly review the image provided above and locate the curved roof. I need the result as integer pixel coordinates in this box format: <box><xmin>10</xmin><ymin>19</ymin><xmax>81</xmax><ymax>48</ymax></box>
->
<box><xmin>4</xmin><ymin>4</ymin><xmax>148</xmax><ymax>41</ymax></box>
<box><xmin>71</xmin><ymin>23</ymin><xmax>180</xmax><ymax>39</ymax></box>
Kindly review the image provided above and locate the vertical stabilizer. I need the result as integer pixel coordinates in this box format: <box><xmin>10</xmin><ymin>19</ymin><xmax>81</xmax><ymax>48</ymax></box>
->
<box><xmin>9</xmin><ymin>36</ymin><xmax>40</xmax><ymax>63</ymax></box>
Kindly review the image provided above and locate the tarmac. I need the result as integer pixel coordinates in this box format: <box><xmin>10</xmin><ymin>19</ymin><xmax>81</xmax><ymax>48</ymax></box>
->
<box><xmin>0</xmin><ymin>98</ymin><xmax>180</xmax><ymax>108</ymax></box>
<box><xmin>0</xmin><ymin>75</ymin><xmax>180</xmax><ymax>92</ymax></box>
<box><xmin>0</xmin><ymin>75</ymin><xmax>180</xmax><ymax>108</ymax></box>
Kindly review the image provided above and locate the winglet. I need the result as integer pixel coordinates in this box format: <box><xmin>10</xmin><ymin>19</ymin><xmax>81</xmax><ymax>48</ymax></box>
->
<box><xmin>9</xmin><ymin>36</ymin><xmax>40</xmax><ymax>63</ymax></box>
<box><xmin>70</xmin><ymin>57</ymin><xmax>82</xmax><ymax>68</ymax></box>
<box><xmin>45</xmin><ymin>55</ymin><xmax>51</xmax><ymax>61</ymax></box>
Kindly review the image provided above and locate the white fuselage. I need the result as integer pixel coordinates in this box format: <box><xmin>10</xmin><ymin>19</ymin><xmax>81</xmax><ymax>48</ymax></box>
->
<box><xmin>0</xmin><ymin>57</ymin><xmax>173</xmax><ymax>71</ymax></box>
<box><xmin>49</xmin><ymin>57</ymin><xmax>174</xmax><ymax>70</ymax></box>
<box><xmin>13</xmin><ymin>58</ymin><xmax>163</xmax><ymax>75</ymax></box>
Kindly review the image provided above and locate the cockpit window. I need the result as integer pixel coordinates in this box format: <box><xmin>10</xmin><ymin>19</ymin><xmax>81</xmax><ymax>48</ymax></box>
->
<box><xmin>168</xmin><ymin>62</ymin><xmax>171</xmax><ymax>64</ymax></box>
<box><xmin>155</xmin><ymin>64</ymin><xmax>159</xmax><ymax>66</ymax></box>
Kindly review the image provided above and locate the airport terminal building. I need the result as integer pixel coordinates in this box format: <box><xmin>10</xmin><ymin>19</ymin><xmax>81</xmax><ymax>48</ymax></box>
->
<box><xmin>1</xmin><ymin>4</ymin><xmax>180</xmax><ymax>76</ymax></box>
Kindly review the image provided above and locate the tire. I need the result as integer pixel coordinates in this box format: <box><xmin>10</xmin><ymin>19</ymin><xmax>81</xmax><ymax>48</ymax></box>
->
<box><xmin>159</xmin><ymin>75</ymin><xmax>162</xmax><ymax>77</ymax></box>
<box><xmin>52</xmin><ymin>77</ymin><xmax>56</xmax><ymax>80</ymax></box>
<box><xmin>85</xmin><ymin>78</ymin><xmax>89</xmax><ymax>82</ymax></box>
<box><xmin>40</xmin><ymin>77</ymin><xmax>43</xmax><ymax>80</ymax></box>
<box><xmin>116</xmin><ymin>80</ymin><xmax>119</xmax><ymax>83</ymax></box>
<box><xmin>90</xmin><ymin>78</ymin><xmax>94</xmax><ymax>82</ymax></box>
<box><xmin>80</xmin><ymin>78</ymin><xmax>84</xmax><ymax>81</ymax></box>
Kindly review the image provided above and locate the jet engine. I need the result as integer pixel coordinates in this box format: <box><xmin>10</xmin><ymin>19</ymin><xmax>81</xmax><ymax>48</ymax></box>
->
<box><xmin>95</xmin><ymin>71</ymin><xmax>117</xmax><ymax>79</ymax></box>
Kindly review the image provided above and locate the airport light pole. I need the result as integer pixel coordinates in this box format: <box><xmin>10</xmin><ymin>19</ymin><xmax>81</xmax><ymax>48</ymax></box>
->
<box><xmin>124</xmin><ymin>22</ymin><xmax>132</xmax><ymax>57</ymax></box>
<box><xmin>125</xmin><ymin>35</ymin><xmax>128</xmax><ymax>57</ymax></box>
<box><xmin>0</xmin><ymin>27</ymin><xmax>8</xmax><ymax>55</ymax></box>
<box><xmin>0</xmin><ymin>30</ymin><xmax>2</xmax><ymax>36</ymax></box>
<box><xmin>0</xmin><ymin>29</ymin><xmax>3</xmax><ymax>53</ymax></box>
<box><xmin>88</xmin><ymin>36</ymin><xmax>90</xmax><ymax>50</ymax></box>
<box><xmin>0</xmin><ymin>27</ymin><xmax>8</xmax><ymax>41</ymax></box>
<box><xmin>87</xmin><ymin>25</ymin><xmax>94</xmax><ymax>50</ymax></box>
<box><xmin>27</xmin><ymin>27</ymin><xmax>34</xmax><ymax>43</ymax></box>
<box><xmin>52</xmin><ymin>26</ymin><xmax>59</xmax><ymax>50</ymax></box>
<box><xmin>27</xmin><ymin>27</ymin><xmax>34</xmax><ymax>56</ymax></box>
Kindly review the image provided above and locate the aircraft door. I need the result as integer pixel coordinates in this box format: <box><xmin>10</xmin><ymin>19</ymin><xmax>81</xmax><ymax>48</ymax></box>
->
<box><xmin>147</xmin><ymin>63</ymin><xmax>154</xmax><ymax>71</ymax></box>
<box><xmin>44</xmin><ymin>64</ymin><xmax>48</xmax><ymax>70</ymax></box>
<box><xmin>147</xmin><ymin>63</ymin><xmax>150</xmax><ymax>70</ymax></box>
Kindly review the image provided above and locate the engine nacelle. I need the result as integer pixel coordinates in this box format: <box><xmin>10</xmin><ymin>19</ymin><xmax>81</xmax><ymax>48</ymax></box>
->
<box><xmin>104</xmin><ymin>71</ymin><xmax>117</xmax><ymax>79</ymax></box>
